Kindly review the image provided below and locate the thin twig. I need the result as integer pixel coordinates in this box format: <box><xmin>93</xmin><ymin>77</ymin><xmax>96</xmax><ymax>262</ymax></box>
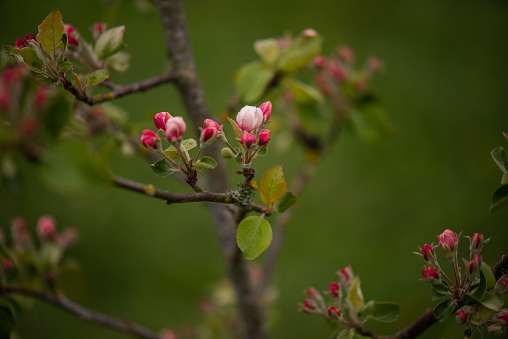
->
<box><xmin>61</xmin><ymin>72</ymin><xmax>179</xmax><ymax>105</ymax></box>
<box><xmin>0</xmin><ymin>285</ymin><xmax>162</xmax><ymax>339</ymax></box>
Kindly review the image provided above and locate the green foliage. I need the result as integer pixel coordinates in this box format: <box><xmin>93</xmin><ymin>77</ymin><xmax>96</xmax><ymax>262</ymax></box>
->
<box><xmin>94</xmin><ymin>26</ymin><xmax>126</xmax><ymax>60</ymax></box>
<box><xmin>347</xmin><ymin>103</ymin><xmax>393</xmax><ymax>142</ymax></box>
<box><xmin>287</xmin><ymin>79</ymin><xmax>324</xmax><ymax>104</ymax></box>
<box><xmin>85</xmin><ymin>69</ymin><xmax>110</xmax><ymax>87</ymax></box>
<box><xmin>164</xmin><ymin>139</ymin><xmax>197</xmax><ymax>159</ymax></box>
<box><xmin>347</xmin><ymin>276</ymin><xmax>364</xmax><ymax>312</ymax></box>
<box><xmin>276</xmin><ymin>190</ymin><xmax>297</xmax><ymax>213</ymax></box>
<box><xmin>433</xmin><ymin>299</ymin><xmax>456</xmax><ymax>322</ymax></box>
<box><xmin>359</xmin><ymin>301</ymin><xmax>400</xmax><ymax>323</ymax></box>
<box><xmin>36</xmin><ymin>9</ymin><xmax>65</xmax><ymax>60</ymax></box>
<box><xmin>259</xmin><ymin>164</ymin><xmax>287</xmax><ymax>209</ymax></box>
<box><xmin>275</xmin><ymin>33</ymin><xmax>322</xmax><ymax>73</ymax></box>
<box><xmin>430</xmin><ymin>284</ymin><xmax>448</xmax><ymax>301</ymax></box>
<box><xmin>235</xmin><ymin>61</ymin><xmax>274</xmax><ymax>103</ymax></box>
<box><xmin>490</xmin><ymin>184</ymin><xmax>508</xmax><ymax>213</ymax></box>
<box><xmin>151</xmin><ymin>158</ymin><xmax>177</xmax><ymax>177</ymax></box>
<box><xmin>254</xmin><ymin>38</ymin><xmax>279</xmax><ymax>66</ymax></box>
<box><xmin>236</xmin><ymin>216</ymin><xmax>272</xmax><ymax>260</ymax></box>
<box><xmin>4</xmin><ymin>46</ymin><xmax>45</xmax><ymax>74</ymax></box>
<box><xmin>194</xmin><ymin>156</ymin><xmax>218</xmax><ymax>170</ymax></box>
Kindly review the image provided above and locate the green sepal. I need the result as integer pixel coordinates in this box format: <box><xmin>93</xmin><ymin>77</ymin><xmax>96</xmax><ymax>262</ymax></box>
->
<box><xmin>235</xmin><ymin>61</ymin><xmax>274</xmax><ymax>103</ymax></box>
<box><xmin>236</xmin><ymin>216</ymin><xmax>272</xmax><ymax>260</ymax></box>
<box><xmin>259</xmin><ymin>164</ymin><xmax>287</xmax><ymax>208</ymax></box>
<box><xmin>36</xmin><ymin>9</ymin><xmax>65</xmax><ymax>60</ymax></box>
<box><xmin>150</xmin><ymin>158</ymin><xmax>177</xmax><ymax>178</ymax></box>
<box><xmin>194</xmin><ymin>156</ymin><xmax>217</xmax><ymax>170</ymax></box>
<box><xmin>94</xmin><ymin>26</ymin><xmax>126</xmax><ymax>60</ymax></box>
<box><xmin>58</xmin><ymin>32</ymin><xmax>68</xmax><ymax>64</ymax></box>
<box><xmin>85</xmin><ymin>69</ymin><xmax>110</xmax><ymax>87</ymax></box>
<box><xmin>358</xmin><ymin>301</ymin><xmax>399</xmax><ymax>323</ymax></box>
<box><xmin>164</xmin><ymin>139</ymin><xmax>197</xmax><ymax>159</ymax></box>
<box><xmin>276</xmin><ymin>190</ymin><xmax>298</xmax><ymax>213</ymax></box>
<box><xmin>275</xmin><ymin>33</ymin><xmax>322</xmax><ymax>73</ymax></box>
<box><xmin>433</xmin><ymin>299</ymin><xmax>456</xmax><ymax>322</ymax></box>
<box><xmin>490</xmin><ymin>184</ymin><xmax>508</xmax><ymax>212</ymax></box>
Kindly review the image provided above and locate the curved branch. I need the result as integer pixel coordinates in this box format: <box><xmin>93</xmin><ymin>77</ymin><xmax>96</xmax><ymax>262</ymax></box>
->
<box><xmin>1</xmin><ymin>285</ymin><xmax>162</xmax><ymax>339</ymax></box>
<box><xmin>61</xmin><ymin>72</ymin><xmax>178</xmax><ymax>105</ymax></box>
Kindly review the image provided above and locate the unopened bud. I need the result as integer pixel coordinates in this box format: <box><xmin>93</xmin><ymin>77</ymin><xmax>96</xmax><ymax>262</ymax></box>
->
<box><xmin>328</xmin><ymin>282</ymin><xmax>340</xmax><ymax>297</ymax></box>
<box><xmin>422</xmin><ymin>244</ymin><xmax>434</xmax><ymax>262</ymax></box>
<box><xmin>327</xmin><ymin>306</ymin><xmax>341</xmax><ymax>320</ymax></box>
<box><xmin>497</xmin><ymin>311</ymin><xmax>508</xmax><ymax>323</ymax></box>
<box><xmin>24</xmin><ymin>33</ymin><xmax>36</xmax><ymax>44</ymax></box>
<box><xmin>64</xmin><ymin>24</ymin><xmax>78</xmax><ymax>46</ymax></box>
<box><xmin>338</xmin><ymin>265</ymin><xmax>353</xmax><ymax>286</ymax></box>
<box><xmin>456</xmin><ymin>309</ymin><xmax>467</xmax><ymax>325</ymax></box>
<box><xmin>301</xmin><ymin>299</ymin><xmax>317</xmax><ymax>313</ymax></box>
<box><xmin>470</xmin><ymin>233</ymin><xmax>484</xmax><ymax>256</ymax></box>
<box><xmin>422</xmin><ymin>267</ymin><xmax>440</xmax><ymax>284</ymax></box>
<box><xmin>141</xmin><ymin>129</ymin><xmax>159</xmax><ymax>150</ymax></box>
<box><xmin>154</xmin><ymin>112</ymin><xmax>172</xmax><ymax>131</ymax></box>
<box><xmin>201</xmin><ymin>127</ymin><xmax>219</xmax><ymax>144</ymax></box>
<box><xmin>336</xmin><ymin>45</ymin><xmax>355</xmax><ymax>64</ymax></box>
<box><xmin>258</xmin><ymin>129</ymin><xmax>271</xmax><ymax>147</ymax></box>
<box><xmin>2</xmin><ymin>258</ymin><xmax>13</xmax><ymax>270</ymax></box>
<box><xmin>15</xmin><ymin>38</ymin><xmax>26</xmax><ymax>49</ymax></box>
<box><xmin>259</xmin><ymin>101</ymin><xmax>272</xmax><ymax>123</ymax></box>
<box><xmin>236</xmin><ymin>106</ymin><xmax>263</xmax><ymax>133</ymax></box>
<box><xmin>437</xmin><ymin>229</ymin><xmax>457</xmax><ymax>258</ymax></box>
<box><xmin>240</xmin><ymin>133</ymin><xmax>256</xmax><ymax>149</ymax></box>
<box><xmin>487</xmin><ymin>324</ymin><xmax>504</xmax><ymax>337</ymax></box>
<box><xmin>57</xmin><ymin>227</ymin><xmax>78</xmax><ymax>249</ymax></box>
<box><xmin>494</xmin><ymin>277</ymin><xmax>508</xmax><ymax>296</ymax></box>
<box><xmin>467</xmin><ymin>255</ymin><xmax>482</xmax><ymax>278</ymax></box>
<box><xmin>165</xmin><ymin>117</ymin><xmax>186</xmax><ymax>143</ymax></box>
<box><xmin>328</xmin><ymin>62</ymin><xmax>348</xmax><ymax>82</ymax></box>
<box><xmin>313</xmin><ymin>55</ymin><xmax>327</xmax><ymax>69</ymax></box>
<box><xmin>37</xmin><ymin>215</ymin><xmax>56</xmax><ymax>240</ymax></box>
<box><xmin>302</xmin><ymin>28</ymin><xmax>317</xmax><ymax>37</ymax></box>
<box><xmin>221</xmin><ymin>147</ymin><xmax>234</xmax><ymax>159</ymax></box>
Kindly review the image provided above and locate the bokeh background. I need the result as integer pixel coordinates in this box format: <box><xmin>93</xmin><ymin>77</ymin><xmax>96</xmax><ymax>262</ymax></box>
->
<box><xmin>1</xmin><ymin>0</ymin><xmax>508</xmax><ymax>338</ymax></box>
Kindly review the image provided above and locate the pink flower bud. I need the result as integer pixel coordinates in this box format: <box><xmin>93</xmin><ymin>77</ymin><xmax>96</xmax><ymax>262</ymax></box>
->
<box><xmin>497</xmin><ymin>311</ymin><xmax>508</xmax><ymax>323</ymax></box>
<box><xmin>422</xmin><ymin>267</ymin><xmax>440</xmax><ymax>284</ymax></box>
<box><xmin>336</xmin><ymin>45</ymin><xmax>355</xmax><ymax>64</ymax></box>
<box><xmin>2</xmin><ymin>258</ymin><xmax>13</xmax><ymax>270</ymax></box>
<box><xmin>240</xmin><ymin>133</ymin><xmax>256</xmax><ymax>149</ymax></box>
<box><xmin>467</xmin><ymin>255</ymin><xmax>482</xmax><ymax>277</ymax></box>
<box><xmin>65</xmin><ymin>24</ymin><xmax>76</xmax><ymax>34</ymax></box>
<box><xmin>258</xmin><ymin>129</ymin><xmax>271</xmax><ymax>147</ymax></box>
<box><xmin>495</xmin><ymin>278</ymin><xmax>508</xmax><ymax>296</ymax></box>
<box><xmin>154</xmin><ymin>112</ymin><xmax>171</xmax><ymax>131</ymax></box>
<box><xmin>456</xmin><ymin>309</ymin><xmax>467</xmax><ymax>325</ymax></box>
<box><xmin>201</xmin><ymin>127</ymin><xmax>219</xmax><ymax>143</ymax></box>
<box><xmin>37</xmin><ymin>215</ymin><xmax>56</xmax><ymax>240</ymax></box>
<box><xmin>313</xmin><ymin>73</ymin><xmax>333</xmax><ymax>97</ymax></box>
<box><xmin>165</xmin><ymin>117</ymin><xmax>186</xmax><ymax>143</ymax></box>
<box><xmin>470</xmin><ymin>233</ymin><xmax>484</xmax><ymax>255</ymax></box>
<box><xmin>438</xmin><ymin>229</ymin><xmax>457</xmax><ymax>257</ymax></box>
<box><xmin>366</xmin><ymin>57</ymin><xmax>383</xmax><ymax>73</ymax></box>
<box><xmin>33</xmin><ymin>87</ymin><xmax>49</xmax><ymax>111</ymax></box>
<box><xmin>141</xmin><ymin>129</ymin><xmax>158</xmax><ymax>150</ymax></box>
<box><xmin>236</xmin><ymin>105</ymin><xmax>263</xmax><ymax>133</ymax></box>
<box><xmin>313</xmin><ymin>55</ymin><xmax>327</xmax><ymax>69</ymax></box>
<box><xmin>327</xmin><ymin>306</ymin><xmax>341</xmax><ymax>319</ymax></box>
<box><xmin>422</xmin><ymin>244</ymin><xmax>433</xmax><ymax>261</ymax></box>
<box><xmin>57</xmin><ymin>227</ymin><xmax>78</xmax><ymax>249</ymax></box>
<box><xmin>259</xmin><ymin>101</ymin><xmax>272</xmax><ymax>123</ymax></box>
<box><xmin>302</xmin><ymin>29</ymin><xmax>317</xmax><ymax>37</ymax></box>
<box><xmin>203</xmin><ymin>118</ymin><xmax>220</xmax><ymax>130</ymax></box>
<box><xmin>15</xmin><ymin>38</ymin><xmax>26</xmax><ymax>49</ymax></box>
<box><xmin>328</xmin><ymin>62</ymin><xmax>348</xmax><ymax>81</ymax></box>
<box><xmin>328</xmin><ymin>282</ymin><xmax>340</xmax><ymax>297</ymax></box>
<box><xmin>302</xmin><ymin>299</ymin><xmax>316</xmax><ymax>312</ymax></box>
<box><xmin>305</xmin><ymin>287</ymin><xmax>320</xmax><ymax>298</ymax></box>
<box><xmin>338</xmin><ymin>266</ymin><xmax>353</xmax><ymax>285</ymax></box>
<box><xmin>487</xmin><ymin>324</ymin><xmax>504</xmax><ymax>337</ymax></box>
<box><xmin>24</xmin><ymin>33</ymin><xmax>36</xmax><ymax>44</ymax></box>
<box><xmin>94</xmin><ymin>22</ymin><xmax>106</xmax><ymax>34</ymax></box>
<box><xmin>64</xmin><ymin>24</ymin><xmax>78</xmax><ymax>46</ymax></box>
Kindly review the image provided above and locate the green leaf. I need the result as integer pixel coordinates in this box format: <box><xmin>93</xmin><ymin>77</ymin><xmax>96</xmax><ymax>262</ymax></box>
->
<box><xmin>58</xmin><ymin>32</ymin><xmax>68</xmax><ymax>63</ymax></box>
<box><xmin>490</xmin><ymin>184</ymin><xmax>508</xmax><ymax>212</ymax></box>
<box><xmin>430</xmin><ymin>284</ymin><xmax>449</xmax><ymax>301</ymax></box>
<box><xmin>479</xmin><ymin>293</ymin><xmax>503</xmax><ymax>311</ymax></box>
<box><xmin>471</xmin><ymin>305</ymin><xmax>496</xmax><ymax>325</ymax></box>
<box><xmin>467</xmin><ymin>271</ymin><xmax>487</xmax><ymax>302</ymax></box>
<box><xmin>254</xmin><ymin>38</ymin><xmax>280</xmax><ymax>66</ymax></box>
<box><xmin>164</xmin><ymin>139</ymin><xmax>197</xmax><ymax>159</ymax></box>
<box><xmin>361</xmin><ymin>302</ymin><xmax>399</xmax><ymax>323</ymax></box>
<box><xmin>256</xmin><ymin>147</ymin><xmax>268</xmax><ymax>156</ymax></box>
<box><xmin>194</xmin><ymin>156</ymin><xmax>217</xmax><ymax>170</ymax></box>
<box><xmin>227</xmin><ymin>116</ymin><xmax>243</xmax><ymax>140</ymax></box>
<box><xmin>36</xmin><ymin>9</ymin><xmax>65</xmax><ymax>60</ymax></box>
<box><xmin>235</xmin><ymin>61</ymin><xmax>274</xmax><ymax>103</ymax></box>
<box><xmin>433</xmin><ymin>299</ymin><xmax>456</xmax><ymax>322</ymax></box>
<box><xmin>347</xmin><ymin>104</ymin><xmax>394</xmax><ymax>142</ymax></box>
<box><xmin>105</xmin><ymin>51</ymin><xmax>131</xmax><ymax>72</ymax></box>
<box><xmin>287</xmin><ymin>79</ymin><xmax>324</xmax><ymax>104</ymax></box>
<box><xmin>85</xmin><ymin>69</ymin><xmax>110</xmax><ymax>87</ymax></box>
<box><xmin>235</xmin><ymin>152</ymin><xmax>249</xmax><ymax>168</ymax></box>
<box><xmin>259</xmin><ymin>164</ymin><xmax>287</xmax><ymax>208</ymax></box>
<box><xmin>347</xmin><ymin>276</ymin><xmax>364</xmax><ymax>312</ymax></box>
<box><xmin>481</xmin><ymin>262</ymin><xmax>496</xmax><ymax>289</ymax></box>
<box><xmin>151</xmin><ymin>158</ymin><xmax>177</xmax><ymax>177</ymax></box>
<box><xmin>4</xmin><ymin>46</ymin><xmax>45</xmax><ymax>73</ymax></box>
<box><xmin>59</xmin><ymin>61</ymin><xmax>73</xmax><ymax>72</ymax></box>
<box><xmin>236</xmin><ymin>216</ymin><xmax>272</xmax><ymax>260</ymax></box>
<box><xmin>276</xmin><ymin>190</ymin><xmax>298</xmax><ymax>213</ymax></box>
<box><xmin>492</xmin><ymin>147</ymin><xmax>508</xmax><ymax>173</ymax></box>
<box><xmin>94</xmin><ymin>26</ymin><xmax>126</xmax><ymax>60</ymax></box>
<box><xmin>275</xmin><ymin>33</ymin><xmax>322</xmax><ymax>73</ymax></box>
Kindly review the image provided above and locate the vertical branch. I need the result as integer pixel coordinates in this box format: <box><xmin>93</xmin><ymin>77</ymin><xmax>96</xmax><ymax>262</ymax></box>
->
<box><xmin>152</xmin><ymin>1</ymin><xmax>268</xmax><ymax>338</ymax></box>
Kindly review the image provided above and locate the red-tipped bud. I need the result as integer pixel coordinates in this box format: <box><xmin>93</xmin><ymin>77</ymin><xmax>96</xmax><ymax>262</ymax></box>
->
<box><xmin>338</xmin><ymin>265</ymin><xmax>353</xmax><ymax>285</ymax></box>
<box><xmin>336</xmin><ymin>45</ymin><xmax>355</xmax><ymax>64</ymax></box>
<box><xmin>456</xmin><ymin>309</ymin><xmax>467</xmax><ymax>325</ymax></box>
<box><xmin>470</xmin><ymin>233</ymin><xmax>484</xmax><ymax>255</ymax></box>
<box><xmin>258</xmin><ymin>129</ymin><xmax>271</xmax><ymax>147</ymax></box>
<box><xmin>201</xmin><ymin>127</ymin><xmax>219</xmax><ymax>143</ymax></box>
<box><xmin>67</xmin><ymin>35</ymin><xmax>78</xmax><ymax>46</ymax></box>
<box><xmin>302</xmin><ymin>299</ymin><xmax>316</xmax><ymax>313</ymax></box>
<box><xmin>422</xmin><ymin>244</ymin><xmax>434</xmax><ymax>261</ymax></box>
<box><xmin>438</xmin><ymin>229</ymin><xmax>457</xmax><ymax>258</ymax></box>
<box><xmin>203</xmin><ymin>118</ymin><xmax>220</xmax><ymax>130</ymax></box>
<box><xmin>94</xmin><ymin>22</ymin><xmax>106</xmax><ymax>35</ymax></box>
<box><xmin>259</xmin><ymin>101</ymin><xmax>272</xmax><ymax>123</ymax></box>
<box><xmin>2</xmin><ymin>258</ymin><xmax>13</xmax><ymax>270</ymax></box>
<box><xmin>24</xmin><ymin>33</ymin><xmax>36</xmax><ymax>44</ymax></box>
<box><xmin>329</xmin><ymin>282</ymin><xmax>340</xmax><ymax>297</ymax></box>
<box><xmin>313</xmin><ymin>55</ymin><xmax>327</xmax><ymax>69</ymax></box>
<box><xmin>240</xmin><ymin>133</ymin><xmax>256</xmax><ymax>149</ymax></box>
<box><xmin>64</xmin><ymin>24</ymin><xmax>76</xmax><ymax>34</ymax></box>
<box><xmin>313</xmin><ymin>73</ymin><xmax>333</xmax><ymax>97</ymax></box>
<box><xmin>494</xmin><ymin>278</ymin><xmax>508</xmax><ymax>296</ymax></box>
<box><xmin>154</xmin><ymin>112</ymin><xmax>171</xmax><ymax>131</ymax></box>
<box><xmin>236</xmin><ymin>105</ymin><xmax>263</xmax><ymax>133</ymax></box>
<box><xmin>37</xmin><ymin>215</ymin><xmax>56</xmax><ymax>240</ymax></box>
<box><xmin>165</xmin><ymin>117</ymin><xmax>186</xmax><ymax>143</ymax></box>
<box><xmin>305</xmin><ymin>287</ymin><xmax>320</xmax><ymax>298</ymax></box>
<box><xmin>65</xmin><ymin>24</ymin><xmax>79</xmax><ymax>46</ymax></box>
<box><xmin>366</xmin><ymin>57</ymin><xmax>383</xmax><ymax>73</ymax></box>
<box><xmin>328</xmin><ymin>62</ymin><xmax>348</xmax><ymax>81</ymax></box>
<box><xmin>327</xmin><ymin>306</ymin><xmax>341</xmax><ymax>319</ymax></box>
<box><xmin>422</xmin><ymin>267</ymin><xmax>440</xmax><ymax>284</ymax></box>
<box><xmin>141</xmin><ymin>129</ymin><xmax>158</xmax><ymax>150</ymax></box>
<box><xmin>498</xmin><ymin>311</ymin><xmax>508</xmax><ymax>323</ymax></box>
<box><xmin>15</xmin><ymin>38</ymin><xmax>26</xmax><ymax>49</ymax></box>
<box><xmin>467</xmin><ymin>255</ymin><xmax>482</xmax><ymax>277</ymax></box>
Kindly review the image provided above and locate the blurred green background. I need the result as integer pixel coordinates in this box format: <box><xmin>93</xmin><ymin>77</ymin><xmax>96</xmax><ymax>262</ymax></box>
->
<box><xmin>1</xmin><ymin>0</ymin><xmax>508</xmax><ymax>338</ymax></box>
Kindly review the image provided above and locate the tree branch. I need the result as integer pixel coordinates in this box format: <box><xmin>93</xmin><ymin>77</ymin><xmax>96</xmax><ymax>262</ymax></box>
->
<box><xmin>61</xmin><ymin>72</ymin><xmax>179</xmax><ymax>105</ymax></box>
<box><xmin>1</xmin><ymin>285</ymin><xmax>162</xmax><ymax>339</ymax></box>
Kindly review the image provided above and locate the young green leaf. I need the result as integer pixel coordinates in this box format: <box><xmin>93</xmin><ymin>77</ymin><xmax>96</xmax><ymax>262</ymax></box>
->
<box><xmin>430</xmin><ymin>284</ymin><xmax>449</xmax><ymax>301</ymax></box>
<box><xmin>85</xmin><ymin>69</ymin><xmax>110</xmax><ymax>87</ymax></box>
<box><xmin>276</xmin><ymin>190</ymin><xmax>298</xmax><ymax>213</ymax></box>
<box><xmin>58</xmin><ymin>33</ymin><xmax>68</xmax><ymax>63</ymax></box>
<box><xmin>237</xmin><ymin>216</ymin><xmax>272</xmax><ymax>260</ymax></box>
<box><xmin>94</xmin><ymin>26</ymin><xmax>126</xmax><ymax>60</ymax></box>
<box><xmin>490</xmin><ymin>184</ymin><xmax>508</xmax><ymax>213</ymax></box>
<box><xmin>492</xmin><ymin>147</ymin><xmax>508</xmax><ymax>173</ymax></box>
<box><xmin>275</xmin><ymin>33</ymin><xmax>322</xmax><ymax>73</ymax></box>
<box><xmin>479</xmin><ymin>293</ymin><xmax>503</xmax><ymax>311</ymax></box>
<box><xmin>151</xmin><ymin>159</ymin><xmax>177</xmax><ymax>177</ymax></box>
<box><xmin>59</xmin><ymin>61</ymin><xmax>73</xmax><ymax>72</ymax></box>
<box><xmin>287</xmin><ymin>79</ymin><xmax>325</xmax><ymax>104</ymax></box>
<box><xmin>194</xmin><ymin>156</ymin><xmax>217</xmax><ymax>170</ymax></box>
<box><xmin>235</xmin><ymin>61</ymin><xmax>274</xmax><ymax>103</ymax></box>
<box><xmin>227</xmin><ymin>116</ymin><xmax>243</xmax><ymax>140</ymax></box>
<box><xmin>481</xmin><ymin>262</ymin><xmax>496</xmax><ymax>289</ymax></box>
<box><xmin>360</xmin><ymin>302</ymin><xmax>400</xmax><ymax>323</ymax></box>
<box><xmin>164</xmin><ymin>139</ymin><xmax>197</xmax><ymax>159</ymax></box>
<box><xmin>4</xmin><ymin>46</ymin><xmax>45</xmax><ymax>73</ymax></box>
<box><xmin>433</xmin><ymin>299</ymin><xmax>456</xmax><ymax>322</ymax></box>
<box><xmin>471</xmin><ymin>305</ymin><xmax>496</xmax><ymax>325</ymax></box>
<box><xmin>260</xmin><ymin>164</ymin><xmax>287</xmax><ymax>208</ymax></box>
<box><xmin>254</xmin><ymin>38</ymin><xmax>280</xmax><ymax>66</ymax></box>
<box><xmin>36</xmin><ymin>9</ymin><xmax>65</xmax><ymax>60</ymax></box>
<box><xmin>467</xmin><ymin>271</ymin><xmax>487</xmax><ymax>302</ymax></box>
<box><xmin>347</xmin><ymin>276</ymin><xmax>364</xmax><ymax>312</ymax></box>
